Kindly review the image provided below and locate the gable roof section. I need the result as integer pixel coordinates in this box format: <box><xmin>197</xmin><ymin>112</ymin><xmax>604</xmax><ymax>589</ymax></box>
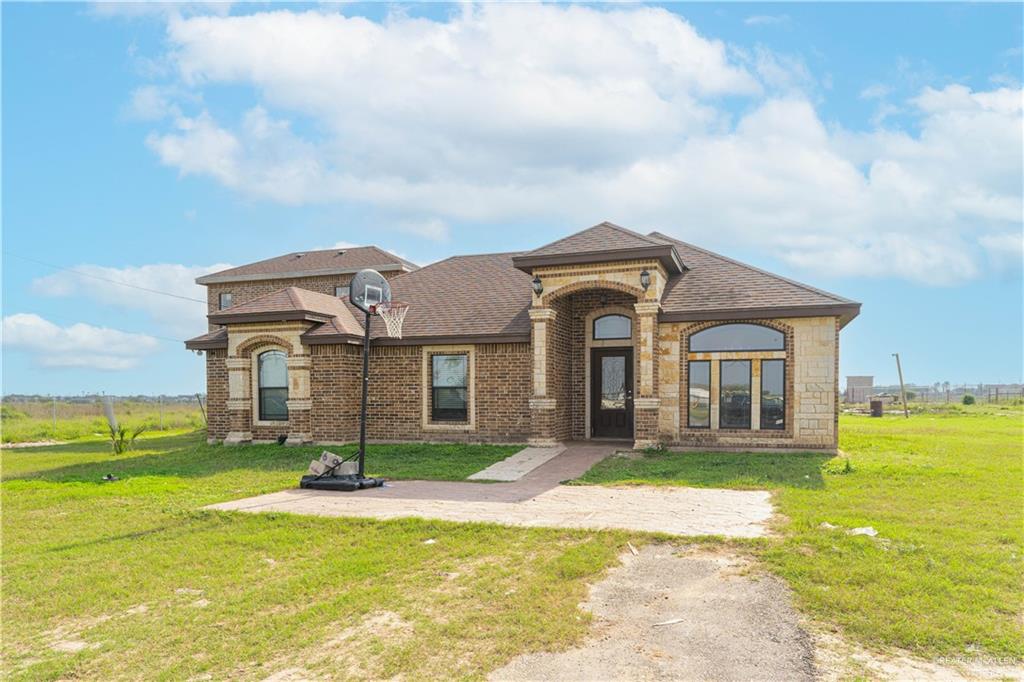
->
<box><xmin>302</xmin><ymin>252</ymin><xmax>534</xmax><ymax>345</ymax></box>
<box><xmin>196</xmin><ymin>245</ymin><xmax>416</xmax><ymax>285</ymax></box>
<box><xmin>207</xmin><ymin>287</ymin><xmax>365</xmax><ymax>333</ymax></box>
<box><xmin>512</xmin><ymin>222</ymin><xmax>684</xmax><ymax>274</ymax></box>
<box><xmin>648</xmin><ymin>232</ymin><xmax>860</xmax><ymax>327</ymax></box>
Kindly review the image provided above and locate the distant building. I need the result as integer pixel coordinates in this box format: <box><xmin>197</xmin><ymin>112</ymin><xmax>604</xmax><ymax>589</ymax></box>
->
<box><xmin>845</xmin><ymin>376</ymin><xmax>874</xmax><ymax>403</ymax></box>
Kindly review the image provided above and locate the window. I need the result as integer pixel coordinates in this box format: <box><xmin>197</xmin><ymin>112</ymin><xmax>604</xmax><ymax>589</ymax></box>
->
<box><xmin>593</xmin><ymin>314</ymin><xmax>631</xmax><ymax>340</ymax></box>
<box><xmin>719</xmin><ymin>360</ymin><xmax>751</xmax><ymax>429</ymax></box>
<box><xmin>690</xmin><ymin>324</ymin><xmax>784</xmax><ymax>352</ymax></box>
<box><xmin>219</xmin><ymin>292</ymin><xmax>233</xmax><ymax>310</ymax></box>
<box><xmin>335</xmin><ymin>285</ymin><xmax>350</xmax><ymax>298</ymax></box>
<box><xmin>258</xmin><ymin>350</ymin><xmax>288</xmax><ymax>421</ymax></box>
<box><xmin>688</xmin><ymin>361</ymin><xmax>710</xmax><ymax>428</ymax></box>
<box><xmin>431</xmin><ymin>354</ymin><xmax>468</xmax><ymax>421</ymax></box>
<box><xmin>761</xmin><ymin>359</ymin><xmax>785</xmax><ymax>430</ymax></box>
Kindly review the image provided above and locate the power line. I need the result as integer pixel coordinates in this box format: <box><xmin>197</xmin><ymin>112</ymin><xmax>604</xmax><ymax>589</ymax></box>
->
<box><xmin>3</xmin><ymin>251</ymin><xmax>208</xmax><ymax>304</ymax></box>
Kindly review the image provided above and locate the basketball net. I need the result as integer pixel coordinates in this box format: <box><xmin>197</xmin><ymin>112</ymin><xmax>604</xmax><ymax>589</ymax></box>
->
<box><xmin>375</xmin><ymin>301</ymin><xmax>409</xmax><ymax>339</ymax></box>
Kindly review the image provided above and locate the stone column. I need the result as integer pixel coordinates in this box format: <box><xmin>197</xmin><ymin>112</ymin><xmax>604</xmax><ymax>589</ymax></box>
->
<box><xmin>285</xmin><ymin>355</ymin><xmax>312</xmax><ymax>445</ymax></box>
<box><xmin>528</xmin><ymin>307</ymin><xmax>559</xmax><ymax>447</ymax></box>
<box><xmin>224</xmin><ymin>356</ymin><xmax>253</xmax><ymax>445</ymax></box>
<box><xmin>633</xmin><ymin>301</ymin><xmax>661</xmax><ymax>449</ymax></box>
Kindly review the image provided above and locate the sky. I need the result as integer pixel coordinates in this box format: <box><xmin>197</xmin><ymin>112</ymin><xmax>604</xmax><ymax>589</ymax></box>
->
<box><xmin>2</xmin><ymin>2</ymin><xmax>1022</xmax><ymax>396</ymax></box>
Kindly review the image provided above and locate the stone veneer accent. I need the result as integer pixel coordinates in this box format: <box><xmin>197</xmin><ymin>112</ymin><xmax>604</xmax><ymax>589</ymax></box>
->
<box><xmin>657</xmin><ymin>316</ymin><xmax>838</xmax><ymax>450</ymax></box>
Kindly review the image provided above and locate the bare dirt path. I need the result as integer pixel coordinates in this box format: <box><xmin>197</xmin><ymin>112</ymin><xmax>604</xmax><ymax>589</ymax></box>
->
<box><xmin>491</xmin><ymin>545</ymin><xmax>817</xmax><ymax>681</ymax></box>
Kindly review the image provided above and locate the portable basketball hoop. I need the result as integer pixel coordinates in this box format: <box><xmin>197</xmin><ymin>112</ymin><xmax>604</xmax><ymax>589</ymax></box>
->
<box><xmin>300</xmin><ymin>268</ymin><xmax>410</xmax><ymax>493</ymax></box>
<box><xmin>374</xmin><ymin>300</ymin><xmax>409</xmax><ymax>339</ymax></box>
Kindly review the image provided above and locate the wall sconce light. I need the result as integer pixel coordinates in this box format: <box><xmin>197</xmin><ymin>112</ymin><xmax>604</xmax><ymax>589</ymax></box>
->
<box><xmin>532</xmin><ymin>275</ymin><xmax>543</xmax><ymax>296</ymax></box>
<box><xmin>640</xmin><ymin>269</ymin><xmax>651</xmax><ymax>291</ymax></box>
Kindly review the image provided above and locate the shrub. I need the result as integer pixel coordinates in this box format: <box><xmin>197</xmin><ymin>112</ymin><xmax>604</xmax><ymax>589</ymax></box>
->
<box><xmin>962</xmin><ymin>394</ymin><xmax>976</xmax><ymax>405</ymax></box>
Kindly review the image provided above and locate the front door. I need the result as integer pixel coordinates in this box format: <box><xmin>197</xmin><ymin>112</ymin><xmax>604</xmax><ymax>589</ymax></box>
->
<box><xmin>591</xmin><ymin>348</ymin><xmax>634</xmax><ymax>439</ymax></box>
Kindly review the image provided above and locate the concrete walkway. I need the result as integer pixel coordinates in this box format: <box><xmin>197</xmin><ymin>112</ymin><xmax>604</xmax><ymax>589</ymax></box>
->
<box><xmin>468</xmin><ymin>444</ymin><xmax>566</xmax><ymax>481</ymax></box>
<box><xmin>206</xmin><ymin>443</ymin><xmax>774</xmax><ymax>538</ymax></box>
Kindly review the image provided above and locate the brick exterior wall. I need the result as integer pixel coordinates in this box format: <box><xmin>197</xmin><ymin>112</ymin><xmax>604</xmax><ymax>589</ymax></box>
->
<box><xmin>568</xmin><ymin>290</ymin><xmax>637</xmax><ymax>440</ymax></box>
<box><xmin>207</xmin><ymin>270</ymin><xmax>404</xmax><ymax>330</ymax></box>
<box><xmin>205</xmin><ymin>349</ymin><xmax>229</xmax><ymax>441</ymax></box>
<box><xmin>547</xmin><ymin>297</ymin><xmax>574</xmax><ymax>442</ymax></box>
<box><xmin>200</xmin><ymin>297</ymin><xmax>840</xmax><ymax>452</ymax></box>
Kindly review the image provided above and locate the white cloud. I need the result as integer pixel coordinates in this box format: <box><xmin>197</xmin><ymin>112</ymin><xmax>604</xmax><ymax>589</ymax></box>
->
<box><xmin>132</xmin><ymin>6</ymin><xmax>1022</xmax><ymax>286</ymax></box>
<box><xmin>2</xmin><ymin>314</ymin><xmax>161</xmax><ymax>371</ymax></box>
<box><xmin>397</xmin><ymin>218</ymin><xmax>449</xmax><ymax>241</ymax></box>
<box><xmin>31</xmin><ymin>262</ymin><xmax>232</xmax><ymax>336</ymax></box>
<box><xmin>859</xmin><ymin>83</ymin><xmax>892</xmax><ymax>100</ymax></box>
<box><xmin>744</xmin><ymin>15</ymin><xmax>789</xmax><ymax>27</ymax></box>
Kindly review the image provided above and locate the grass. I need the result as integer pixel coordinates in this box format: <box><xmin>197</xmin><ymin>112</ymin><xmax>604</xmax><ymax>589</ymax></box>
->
<box><xmin>1</xmin><ymin>401</ymin><xmax>204</xmax><ymax>443</ymax></box>
<box><xmin>575</xmin><ymin>404</ymin><xmax>1024</xmax><ymax>660</ymax></box>
<box><xmin>1</xmin><ymin>433</ymin><xmax>638</xmax><ymax>680</ymax></box>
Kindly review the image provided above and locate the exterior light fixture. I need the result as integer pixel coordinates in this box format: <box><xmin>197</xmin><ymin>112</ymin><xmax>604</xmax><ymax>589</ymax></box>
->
<box><xmin>640</xmin><ymin>269</ymin><xmax>651</xmax><ymax>291</ymax></box>
<box><xmin>532</xmin><ymin>275</ymin><xmax>544</xmax><ymax>296</ymax></box>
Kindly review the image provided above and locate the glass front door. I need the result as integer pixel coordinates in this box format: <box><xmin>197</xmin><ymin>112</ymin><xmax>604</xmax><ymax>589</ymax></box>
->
<box><xmin>591</xmin><ymin>348</ymin><xmax>634</xmax><ymax>439</ymax></box>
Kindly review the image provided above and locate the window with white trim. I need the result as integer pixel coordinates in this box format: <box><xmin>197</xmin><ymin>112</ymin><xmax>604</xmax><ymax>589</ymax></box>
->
<box><xmin>431</xmin><ymin>354</ymin><xmax>468</xmax><ymax>421</ymax></box>
<box><xmin>258</xmin><ymin>350</ymin><xmax>288</xmax><ymax>421</ymax></box>
<box><xmin>219</xmin><ymin>292</ymin><xmax>233</xmax><ymax>310</ymax></box>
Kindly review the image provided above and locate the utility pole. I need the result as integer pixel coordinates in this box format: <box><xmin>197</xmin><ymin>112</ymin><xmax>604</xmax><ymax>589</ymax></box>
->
<box><xmin>52</xmin><ymin>396</ymin><xmax>57</xmax><ymax>431</ymax></box>
<box><xmin>892</xmin><ymin>353</ymin><xmax>909</xmax><ymax>419</ymax></box>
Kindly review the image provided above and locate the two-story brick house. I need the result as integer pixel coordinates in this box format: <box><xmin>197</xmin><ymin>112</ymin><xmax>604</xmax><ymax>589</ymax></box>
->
<box><xmin>186</xmin><ymin>223</ymin><xmax>860</xmax><ymax>452</ymax></box>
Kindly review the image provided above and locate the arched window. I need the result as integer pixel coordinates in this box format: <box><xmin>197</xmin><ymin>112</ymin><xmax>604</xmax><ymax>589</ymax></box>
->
<box><xmin>689</xmin><ymin>323</ymin><xmax>784</xmax><ymax>352</ymax></box>
<box><xmin>593</xmin><ymin>314</ymin><xmax>632</xmax><ymax>340</ymax></box>
<box><xmin>258</xmin><ymin>350</ymin><xmax>288</xmax><ymax>421</ymax></box>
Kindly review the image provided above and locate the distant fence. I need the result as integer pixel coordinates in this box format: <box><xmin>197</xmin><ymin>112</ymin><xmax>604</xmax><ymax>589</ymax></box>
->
<box><xmin>1</xmin><ymin>396</ymin><xmax>207</xmax><ymax>443</ymax></box>
<box><xmin>844</xmin><ymin>387</ymin><xmax>1024</xmax><ymax>404</ymax></box>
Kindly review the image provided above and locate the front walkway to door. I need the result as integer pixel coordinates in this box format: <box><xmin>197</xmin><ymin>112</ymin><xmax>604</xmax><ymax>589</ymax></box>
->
<box><xmin>207</xmin><ymin>443</ymin><xmax>773</xmax><ymax>537</ymax></box>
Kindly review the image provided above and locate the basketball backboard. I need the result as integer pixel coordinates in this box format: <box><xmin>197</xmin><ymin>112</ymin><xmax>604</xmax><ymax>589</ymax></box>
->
<box><xmin>350</xmin><ymin>269</ymin><xmax>392</xmax><ymax>314</ymax></box>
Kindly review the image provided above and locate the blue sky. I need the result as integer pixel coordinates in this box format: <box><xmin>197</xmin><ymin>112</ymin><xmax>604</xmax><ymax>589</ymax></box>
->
<box><xmin>2</xmin><ymin>2</ymin><xmax>1022</xmax><ymax>396</ymax></box>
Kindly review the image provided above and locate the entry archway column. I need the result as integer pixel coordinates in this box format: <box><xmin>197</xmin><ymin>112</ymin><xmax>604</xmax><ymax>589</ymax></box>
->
<box><xmin>633</xmin><ymin>301</ymin><xmax>661</xmax><ymax>449</ymax></box>
<box><xmin>224</xmin><ymin>356</ymin><xmax>253</xmax><ymax>445</ymax></box>
<box><xmin>528</xmin><ymin>307</ymin><xmax>559</xmax><ymax>447</ymax></box>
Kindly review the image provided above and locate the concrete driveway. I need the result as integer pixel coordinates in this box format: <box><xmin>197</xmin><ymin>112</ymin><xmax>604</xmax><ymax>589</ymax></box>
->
<box><xmin>207</xmin><ymin>443</ymin><xmax>774</xmax><ymax>538</ymax></box>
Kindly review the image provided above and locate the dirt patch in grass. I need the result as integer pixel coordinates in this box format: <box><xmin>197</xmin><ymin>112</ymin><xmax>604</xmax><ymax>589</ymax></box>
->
<box><xmin>491</xmin><ymin>544</ymin><xmax>817</xmax><ymax>681</ymax></box>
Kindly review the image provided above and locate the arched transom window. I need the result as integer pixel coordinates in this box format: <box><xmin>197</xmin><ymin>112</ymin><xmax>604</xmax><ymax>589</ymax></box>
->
<box><xmin>258</xmin><ymin>350</ymin><xmax>288</xmax><ymax>421</ymax></box>
<box><xmin>593</xmin><ymin>314</ymin><xmax>632</xmax><ymax>340</ymax></box>
<box><xmin>689</xmin><ymin>323</ymin><xmax>784</xmax><ymax>352</ymax></box>
<box><xmin>687</xmin><ymin>324</ymin><xmax>786</xmax><ymax>432</ymax></box>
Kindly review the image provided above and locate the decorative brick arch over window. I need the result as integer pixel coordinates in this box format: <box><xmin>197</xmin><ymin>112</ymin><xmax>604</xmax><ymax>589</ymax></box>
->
<box><xmin>234</xmin><ymin>334</ymin><xmax>296</xmax><ymax>358</ymax></box>
<box><xmin>680</xmin><ymin>319</ymin><xmax>795</xmax><ymax>437</ymax></box>
<box><xmin>541</xmin><ymin>279</ymin><xmax>644</xmax><ymax>306</ymax></box>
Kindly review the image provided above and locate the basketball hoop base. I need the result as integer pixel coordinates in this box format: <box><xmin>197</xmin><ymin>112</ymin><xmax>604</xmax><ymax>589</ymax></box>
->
<box><xmin>299</xmin><ymin>474</ymin><xmax>386</xmax><ymax>491</ymax></box>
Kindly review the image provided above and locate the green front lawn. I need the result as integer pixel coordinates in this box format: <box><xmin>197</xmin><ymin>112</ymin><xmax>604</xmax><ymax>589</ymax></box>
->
<box><xmin>575</xmin><ymin>405</ymin><xmax>1024</xmax><ymax>659</ymax></box>
<box><xmin>1</xmin><ymin>434</ymin><xmax>632</xmax><ymax>680</ymax></box>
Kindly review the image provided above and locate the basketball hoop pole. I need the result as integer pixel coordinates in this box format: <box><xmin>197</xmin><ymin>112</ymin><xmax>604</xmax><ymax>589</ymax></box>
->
<box><xmin>357</xmin><ymin>308</ymin><xmax>371</xmax><ymax>478</ymax></box>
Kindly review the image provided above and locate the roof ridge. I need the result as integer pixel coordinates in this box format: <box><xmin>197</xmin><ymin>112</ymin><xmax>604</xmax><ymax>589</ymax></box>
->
<box><xmin>598</xmin><ymin>221</ymin><xmax>664</xmax><ymax>246</ymax></box>
<box><xmin>649</xmin><ymin>231</ymin><xmax>854</xmax><ymax>304</ymax></box>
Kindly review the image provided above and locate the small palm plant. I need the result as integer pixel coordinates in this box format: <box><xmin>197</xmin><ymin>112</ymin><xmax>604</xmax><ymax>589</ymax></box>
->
<box><xmin>103</xmin><ymin>399</ymin><xmax>147</xmax><ymax>454</ymax></box>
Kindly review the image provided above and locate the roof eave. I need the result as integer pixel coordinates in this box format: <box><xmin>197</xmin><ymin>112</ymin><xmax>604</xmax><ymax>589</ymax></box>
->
<box><xmin>196</xmin><ymin>263</ymin><xmax>409</xmax><ymax>285</ymax></box>
<box><xmin>302</xmin><ymin>332</ymin><xmax>532</xmax><ymax>347</ymax></box>
<box><xmin>660</xmin><ymin>302</ymin><xmax>861</xmax><ymax>327</ymax></box>
<box><xmin>511</xmin><ymin>245</ymin><xmax>684</xmax><ymax>274</ymax></box>
<box><xmin>207</xmin><ymin>310</ymin><xmax>334</xmax><ymax>325</ymax></box>
<box><xmin>184</xmin><ymin>337</ymin><xmax>228</xmax><ymax>351</ymax></box>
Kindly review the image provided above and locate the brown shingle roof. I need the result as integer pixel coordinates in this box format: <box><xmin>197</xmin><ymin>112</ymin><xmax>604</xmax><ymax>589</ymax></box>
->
<box><xmin>184</xmin><ymin>327</ymin><xmax>228</xmax><ymax>350</ymax></box>
<box><xmin>303</xmin><ymin>252</ymin><xmax>534</xmax><ymax>344</ymax></box>
<box><xmin>186</xmin><ymin>223</ymin><xmax>860</xmax><ymax>349</ymax></box>
<box><xmin>649</xmin><ymin>232</ymin><xmax>860</xmax><ymax>325</ymax></box>
<box><xmin>196</xmin><ymin>246</ymin><xmax>416</xmax><ymax>284</ymax></box>
<box><xmin>512</xmin><ymin>222</ymin><xmax>684</xmax><ymax>274</ymax></box>
<box><xmin>208</xmin><ymin>287</ymin><xmax>365</xmax><ymax>333</ymax></box>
